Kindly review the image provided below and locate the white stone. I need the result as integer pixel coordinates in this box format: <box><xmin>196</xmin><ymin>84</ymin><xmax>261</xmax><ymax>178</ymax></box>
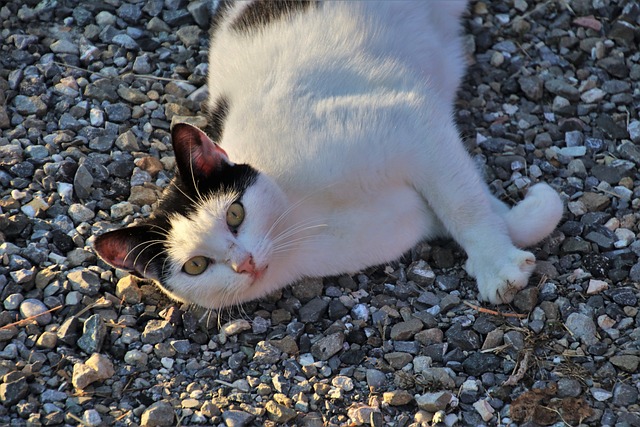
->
<box><xmin>581</xmin><ymin>88</ymin><xmax>606</xmax><ymax>103</ymax></box>
<box><xmin>298</xmin><ymin>353</ymin><xmax>315</xmax><ymax>366</ymax></box>
<box><xmin>591</xmin><ymin>388</ymin><xmax>612</xmax><ymax>401</ymax></box>
<box><xmin>558</xmin><ymin>146</ymin><xmax>587</xmax><ymax>157</ymax></box>
<box><xmin>161</xmin><ymin>357</ymin><xmax>175</xmax><ymax>369</ymax></box>
<box><xmin>586</xmin><ymin>279</ymin><xmax>608</xmax><ymax>295</ymax></box>
<box><xmin>473</xmin><ymin>399</ymin><xmax>495</xmax><ymax>422</ymax></box>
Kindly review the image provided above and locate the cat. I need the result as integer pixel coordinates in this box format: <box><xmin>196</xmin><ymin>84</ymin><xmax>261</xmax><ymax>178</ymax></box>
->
<box><xmin>94</xmin><ymin>0</ymin><xmax>564</xmax><ymax>309</ymax></box>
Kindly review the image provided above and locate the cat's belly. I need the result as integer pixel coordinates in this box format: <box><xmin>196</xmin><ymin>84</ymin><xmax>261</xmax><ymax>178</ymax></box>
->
<box><xmin>294</xmin><ymin>185</ymin><xmax>441</xmax><ymax>276</ymax></box>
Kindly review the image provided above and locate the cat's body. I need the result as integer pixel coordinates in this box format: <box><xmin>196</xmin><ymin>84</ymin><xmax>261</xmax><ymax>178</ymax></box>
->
<box><xmin>95</xmin><ymin>1</ymin><xmax>563</xmax><ymax>309</ymax></box>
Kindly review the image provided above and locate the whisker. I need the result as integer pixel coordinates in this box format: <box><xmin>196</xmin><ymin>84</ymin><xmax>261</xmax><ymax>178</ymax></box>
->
<box><xmin>265</xmin><ymin>181</ymin><xmax>338</xmax><ymax>239</ymax></box>
<box><xmin>169</xmin><ymin>179</ymin><xmax>200</xmax><ymax>207</ymax></box>
<box><xmin>272</xmin><ymin>235</ymin><xmax>327</xmax><ymax>254</ymax></box>
<box><xmin>188</xmin><ymin>145</ymin><xmax>207</xmax><ymax>205</ymax></box>
<box><xmin>142</xmin><ymin>249</ymin><xmax>168</xmax><ymax>276</ymax></box>
<box><xmin>271</xmin><ymin>220</ymin><xmax>328</xmax><ymax>245</ymax></box>
<box><xmin>125</xmin><ymin>239</ymin><xmax>166</xmax><ymax>264</ymax></box>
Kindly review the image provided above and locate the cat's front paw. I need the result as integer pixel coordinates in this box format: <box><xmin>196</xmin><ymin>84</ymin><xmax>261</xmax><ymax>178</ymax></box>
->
<box><xmin>465</xmin><ymin>249</ymin><xmax>536</xmax><ymax>304</ymax></box>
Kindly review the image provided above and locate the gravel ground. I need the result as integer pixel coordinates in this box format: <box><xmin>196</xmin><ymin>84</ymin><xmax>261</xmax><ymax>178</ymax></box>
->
<box><xmin>1</xmin><ymin>0</ymin><xmax>639</xmax><ymax>426</ymax></box>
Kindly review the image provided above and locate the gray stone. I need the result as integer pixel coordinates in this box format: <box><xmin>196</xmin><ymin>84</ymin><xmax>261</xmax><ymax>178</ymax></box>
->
<box><xmin>416</xmin><ymin>391</ymin><xmax>453</xmax><ymax>412</ymax></box>
<box><xmin>4</xmin><ymin>293</ymin><xmax>24</xmax><ymax>310</ymax></box>
<box><xmin>88</xmin><ymin>136</ymin><xmax>114</xmax><ymax>152</ymax></box>
<box><xmin>104</xmin><ymin>103</ymin><xmax>132</xmax><ymax>122</ymax></box>
<box><xmin>110</xmin><ymin>201</ymin><xmax>134</xmax><ymax>219</ymax></box>
<box><xmin>10</xmin><ymin>268</ymin><xmax>35</xmax><ymax>285</ymax></box>
<box><xmin>407</xmin><ymin>260</ymin><xmax>435</xmax><ymax>285</ymax></box>
<box><xmin>610</xmin><ymin>355</ymin><xmax>640</xmax><ymax>373</ymax></box>
<box><xmin>435</xmin><ymin>275</ymin><xmax>459</xmax><ymax>292</ymax></box>
<box><xmin>462</xmin><ymin>352</ymin><xmax>501</xmax><ymax>377</ymax></box>
<box><xmin>291</xmin><ymin>278</ymin><xmax>324</xmax><ymax>302</ymax></box>
<box><xmin>50</xmin><ymin>39</ymin><xmax>78</xmax><ymax>54</ymax></box>
<box><xmin>513</xmin><ymin>287</ymin><xmax>538</xmax><ymax>312</ymax></box>
<box><xmin>73</xmin><ymin>164</ymin><xmax>93</xmax><ymax>199</ymax></box>
<box><xmin>596</xmin><ymin>115</ymin><xmax>629</xmax><ymax>140</ymax></box>
<box><xmin>176</xmin><ymin>25</ymin><xmax>202</xmax><ymax>47</ymax></box>
<box><xmin>612</xmin><ymin>383</ymin><xmax>638</xmax><ymax>406</ymax></box>
<box><xmin>82</xmin><ymin>409</ymin><xmax>102</xmax><ymax>427</ymax></box>
<box><xmin>19</xmin><ymin>298</ymin><xmax>52</xmax><ymax>325</ymax></box>
<box><xmin>112</xmin><ymin>34</ymin><xmax>138</xmax><ymax>49</ymax></box>
<box><xmin>222</xmin><ymin>410</ymin><xmax>254</xmax><ymax>427</ymax></box>
<box><xmin>365</xmin><ymin>369</ymin><xmax>387</xmax><ymax>390</ymax></box>
<box><xmin>253</xmin><ymin>341</ymin><xmax>281</xmax><ymax>365</ymax></box>
<box><xmin>628</xmin><ymin>120</ymin><xmax>640</xmax><ymax>143</ymax></box>
<box><xmin>265</xmin><ymin>400</ymin><xmax>297</xmax><ymax>423</ymax></box>
<box><xmin>0</xmin><ymin>372</ymin><xmax>28</xmax><ymax>405</ymax></box>
<box><xmin>618</xmin><ymin>141</ymin><xmax>640</xmax><ymax>164</ymax></box>
<box><xmin>140</xmin><ymin>401</ymin><xmax>175</xmax><ymax>427</ymax></box>
<box><xmin>420</xmin><ymin>367</ymin><xmax>455</xmax><ymax>389</ymax></box>
<box><xmin>390</xmin><ymin>318</ymin><xmax>423</xmax><ymax>340</ymax></box>
<box><xmin>188</xmin><ymin>0</ymin><xmax>210</xmax><ymax>27</ymax></box>
<box><xmin>84</xmin><ymin>79</ymin><xmax>119</xmax><ymax>103</ymax></box>
<box><xmin>518</xmin><ymin>76</ymin><xmax>543</xmax><ymax>100</ymax></box>
<box><xmin>117</xmin><ymin>3</ymin><xmax>142</xmax><ymax>22</ymax></box>
<box><xmin>77</xmin><ymin>314</ymin><xmax>107</xmax><ymax>354</ymax></box>
<box><xmin>298</xmin><ymin>297</ymin><xmax>329</xmax><ymax>323</ymax></box>
<box><xmin>310</xmin><ymin>333</ymin><xmax>344</xmax><ymax>361</ymax></box>
<box><xmin>445</xmin><ymin>323</ymin><xmax>480</xmax><ymax>351</ymax></box>
<box><xmin>545</xmin><ymin>79</ymin><xmax>580</xmax><ymax>100</ymax></box>
<box><xmin>141</xmin><ymin>320</ymin><xmax>175</xmax><ymax>344</ymax></box>
<box><xmin>67</xmin><ymin>269</ymin><xmax>101</xmax><ymax>296</ymax></box>
<box><xmin>565</xmin><ymin>312</ymin><xmax>597</xmax><ymax>345</ymax></box>
<box><xmin>14</xmin><ymin>94</ymin><xmax>47</xmax><ymax>116</ymax></box>
<box><xmin>68</xmin><ymin>204</ymin><xmax>95</xmax><ymax>223</ymax></box>
<box><xmin>610</xmin><ymin>288</ymin><xmax>637</xmax><ymax>306</ymax></box>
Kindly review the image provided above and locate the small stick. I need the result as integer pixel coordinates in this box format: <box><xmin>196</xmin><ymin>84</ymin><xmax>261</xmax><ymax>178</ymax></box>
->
<box><xmin>463</xmin><ymin>301</ymin><xmax>527</xmax><ymax>318</ymax></box>
<box><xmin>66</xmin><ymin>412</ymin><xmax>90</xmax><ymax>426</ymax></box>
<box><xmin>0</xmin><ymin>305</ymin><xmax>62</xmax><ymax>329</ymax></box>
<box><xmin>503</xmin><ymin>350</ymin><xmax>532</xmax><ymax>386</ymax></box>
<box><xmin>53</xmin><ymin>61</ymin><xmax>189</xmax><ymax>82</ymax></box>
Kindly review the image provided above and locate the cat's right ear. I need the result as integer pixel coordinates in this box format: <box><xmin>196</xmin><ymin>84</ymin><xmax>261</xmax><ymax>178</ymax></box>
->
<box><xmin>94</xmin><ymin>226</ymin><xmax>164</xmax><ymax>281</ymax></box>
<box><xmin>171</xmin><ymin>123</ymin><xmax>231</xmax><ymax>183</ymax></box>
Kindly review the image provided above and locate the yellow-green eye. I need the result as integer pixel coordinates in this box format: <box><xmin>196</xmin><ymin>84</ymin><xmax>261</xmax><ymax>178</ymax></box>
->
<box><xmin>226</xmin><ymin>202</ymin><xmax>245</xmax><ymax>229</ymax></box>
<box><xmin>183</xmin><ymin>256</ymin><xmax>209</xmax><ymax>275</ymax></box>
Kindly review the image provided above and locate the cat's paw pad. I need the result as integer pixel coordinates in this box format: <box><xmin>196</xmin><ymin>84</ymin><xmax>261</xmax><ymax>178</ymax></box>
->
<box><xmin>466</xmin><ymin>249</ymin><xmax>536</xmax><ymax>304</ymax></box>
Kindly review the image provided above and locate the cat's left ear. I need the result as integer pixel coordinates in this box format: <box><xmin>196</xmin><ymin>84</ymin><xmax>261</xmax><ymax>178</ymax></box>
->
<box><xmin>94</xmin><ymin>226</ymin><xmax>164</xmax><ymax>281</ymax></box>
<box><xmin>171</xmin><ymin>123</ymin><xmax>231</xmax><ymax>182</ymax></box>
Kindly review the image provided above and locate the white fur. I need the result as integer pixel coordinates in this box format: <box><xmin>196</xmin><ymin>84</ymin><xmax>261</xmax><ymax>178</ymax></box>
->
<box><xmin>165</xmin><ymin>0</ymin><xmax>563</xmax><ymax>308</ymax></box>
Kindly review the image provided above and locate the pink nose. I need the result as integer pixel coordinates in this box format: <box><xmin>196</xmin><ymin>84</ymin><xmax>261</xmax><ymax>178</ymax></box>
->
<box><xmin>233</xmin><ymin>255</ymin><xmax>255</xmax><ymax>274</ymax></box>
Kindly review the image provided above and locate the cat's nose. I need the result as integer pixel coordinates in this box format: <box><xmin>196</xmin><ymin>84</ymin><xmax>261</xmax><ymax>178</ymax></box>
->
<box><xmin>232</xmin><ymin>255</ymin><xmax>255</xmax><ymax>275</ymax></box>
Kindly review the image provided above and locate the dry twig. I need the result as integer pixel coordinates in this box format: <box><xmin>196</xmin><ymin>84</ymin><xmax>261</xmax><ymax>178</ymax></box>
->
<box><xmin>463</xmin><ymin>301</ymin><xmax>527</xmax><ymax>318</ymax></box>
<box><xmin>503</xmin><ymin>349</ymin><xmax>532</xmax><ymax>386</ymax></box>
<box><xmin>0</xmin><ymin>305</ymin><xmax>62</xmax><ymax>329</ymax></box>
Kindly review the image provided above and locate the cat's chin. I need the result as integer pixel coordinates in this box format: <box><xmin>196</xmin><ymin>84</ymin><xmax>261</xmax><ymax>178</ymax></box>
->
<box><xmin>156</xmin><ymin>266</ymin><xmax>275</xmax><ymax>310</ymax></box>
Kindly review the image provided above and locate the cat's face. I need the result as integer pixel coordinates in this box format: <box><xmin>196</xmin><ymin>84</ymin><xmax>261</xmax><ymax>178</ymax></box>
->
<box><xmin>94</xmin><ymin>123</ymin><xmax>289</xmax><ymax>309</ymax></box>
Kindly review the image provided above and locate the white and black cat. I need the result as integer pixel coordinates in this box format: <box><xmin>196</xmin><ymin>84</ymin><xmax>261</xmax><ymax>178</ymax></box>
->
<box><xmin>95</xmin><ymin>1</ymin><xmax>563</xmax><ymax>309</ymax></box>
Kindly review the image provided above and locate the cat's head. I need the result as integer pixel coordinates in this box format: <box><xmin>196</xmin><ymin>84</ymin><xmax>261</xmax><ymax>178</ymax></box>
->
<box><xmin>94</xmin><ymin>123</ymin><xmax>289</xmax><ymax>309</ymax></box>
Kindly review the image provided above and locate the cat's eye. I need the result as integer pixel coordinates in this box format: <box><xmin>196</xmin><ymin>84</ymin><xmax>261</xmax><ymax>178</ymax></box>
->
<box><xmin>182</xmin><ymin>256</ymin><xmax>210</xmax><ymax>275</ymax></box>
<box><xmin>226</xmin><ymin>202</ymin><xmax>245</xmax><ymax>230</ymax></box>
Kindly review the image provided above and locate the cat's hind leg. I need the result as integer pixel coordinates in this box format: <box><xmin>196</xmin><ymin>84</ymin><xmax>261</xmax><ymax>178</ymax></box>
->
<box><xmin>411</xmin><ymin>124</ymin><xmax>541</xmax><ymax>304</ymax></box>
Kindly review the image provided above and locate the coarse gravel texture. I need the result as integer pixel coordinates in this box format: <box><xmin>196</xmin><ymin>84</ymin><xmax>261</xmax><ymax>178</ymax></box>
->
<box><xmin>1</xmin><ymin>0</ymin><xmax>639</xmax><ymax>426</ymax></box>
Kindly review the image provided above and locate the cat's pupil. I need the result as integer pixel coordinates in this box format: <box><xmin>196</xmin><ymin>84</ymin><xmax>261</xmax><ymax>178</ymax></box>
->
<box><xmin>226</xmin><ymin>202</ymin><xmax>245</xmax><ymax>230</ymax></box>
<box><xmin>183</xmin><ymin>256</ymin><xmax>210</xmax><ymax>275</ymax></box>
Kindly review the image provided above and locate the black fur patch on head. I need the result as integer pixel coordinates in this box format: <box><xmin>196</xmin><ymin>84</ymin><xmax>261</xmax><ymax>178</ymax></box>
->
<box><xmin>203</xmin><ymin>97</ymin><xmax>229</xmax><ymax>144</ymax></box>
<box><xmin>230</xmin><ymin>0</ymin><xmax>318</xmax><ymax>33</ymax></box>
<box><xmin>146</xmin><ymin>162</ymin><xmax>259</xmax><ymax>285</ymax></box>
<box><xmin>209</xmin><ymin>0</ymin><xmax>233</xmax><ymax>42</ymax></box>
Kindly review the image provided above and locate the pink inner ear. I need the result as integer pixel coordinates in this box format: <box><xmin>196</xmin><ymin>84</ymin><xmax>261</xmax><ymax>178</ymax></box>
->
<box><xmin>94</xmin><ymin>233</ymin><xmax>135</xmax><ymax>271</ymax></box>
<box><xmin>173</xmin><ymin>123</ymin><xmax>230</xmax><ymax>177</ymax></box>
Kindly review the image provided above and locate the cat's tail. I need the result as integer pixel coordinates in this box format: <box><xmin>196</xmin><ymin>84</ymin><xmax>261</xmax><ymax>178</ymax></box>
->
<box><xmin>502</xmin><ymin>183</ymin><xmax>564</xmax><ymax>248</ymax></box>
